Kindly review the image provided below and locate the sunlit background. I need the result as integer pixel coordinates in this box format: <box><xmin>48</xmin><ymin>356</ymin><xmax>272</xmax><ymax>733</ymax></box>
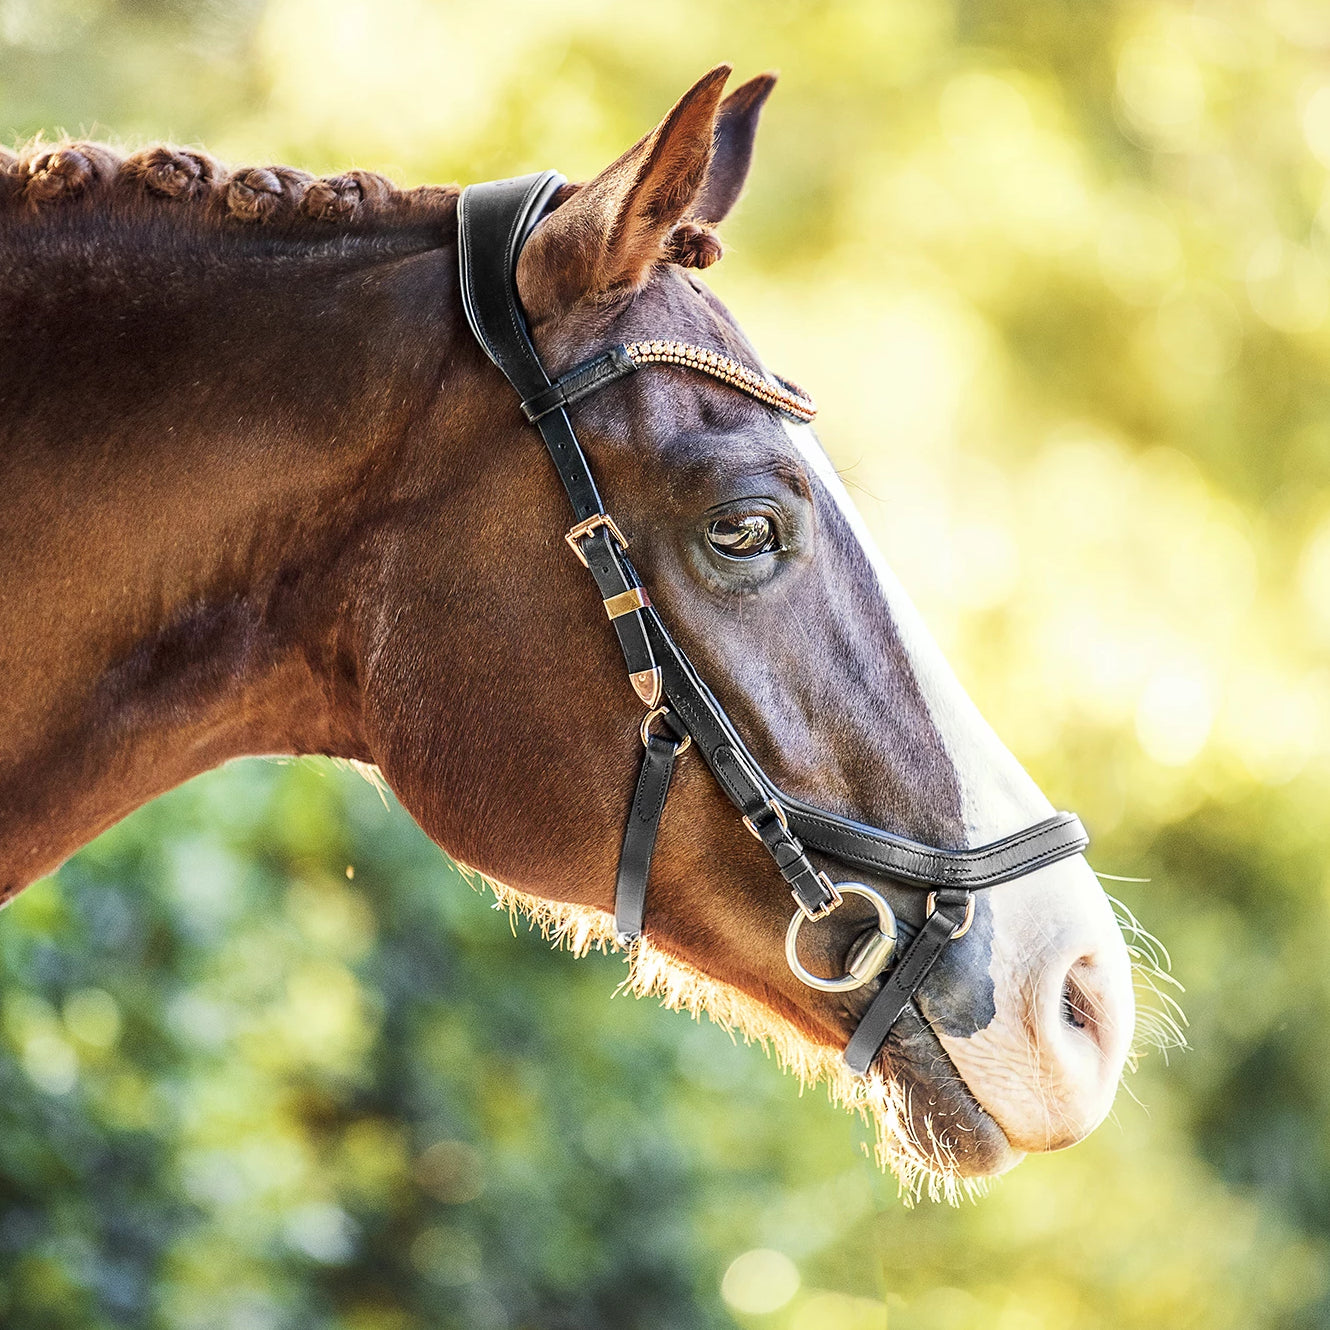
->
<box><xmin>4</xmin><ymin>0</ymin><xmax>1330</xmax><ymax>1326</ymax></box>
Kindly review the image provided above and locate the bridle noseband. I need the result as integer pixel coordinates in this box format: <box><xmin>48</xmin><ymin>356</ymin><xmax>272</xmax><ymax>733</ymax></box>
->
<box><xmin>456</xmin><ymin>172</ymin><xmax>1090</xmax><ymax>1077</ymax></box>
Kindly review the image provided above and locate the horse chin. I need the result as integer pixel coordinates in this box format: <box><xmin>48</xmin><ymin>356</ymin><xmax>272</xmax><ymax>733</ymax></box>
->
<box><xmin>884</xmin><ymin>1012</ymin><xmax>1025</xmax><ymax>1180</ymax></box>
<box><xmin>478</xmin><ymin>877</ymin><xmax>1022</xmax><ymax>1186</ymax></box>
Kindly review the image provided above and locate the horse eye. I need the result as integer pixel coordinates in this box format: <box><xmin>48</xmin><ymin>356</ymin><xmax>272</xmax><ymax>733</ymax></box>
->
<box><xmin>706</xmin><ymin>512</ymin><xmax>780</xmax><ymax>559</ymax></box>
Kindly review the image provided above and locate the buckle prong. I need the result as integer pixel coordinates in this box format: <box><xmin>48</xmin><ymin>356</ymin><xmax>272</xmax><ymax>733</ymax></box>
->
<box><xmin>796</xmin><ymin>872</ymin><xmax>842</xmax><ymax>922</ymax></box>
<box><xmin>742</xmin><ymin>797</ymin><xmax>789</xmax><ymax>841</ymax></box>
<box><xmin>565</xmin><ymin>513</ymin><xmax>628</xmax><ymax>568</ymax></box>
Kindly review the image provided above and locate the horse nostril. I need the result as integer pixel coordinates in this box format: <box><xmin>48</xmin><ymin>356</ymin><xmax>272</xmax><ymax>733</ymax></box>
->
<box><xmin>1060</xmin><ymin>962</ymin><xmax>1100</xmax><ymax>1042</ymax></box>
<box><xmin>936</xmin><ymin>884</ymin><xmax>1137</xmax><ymax>1156</ymax></box>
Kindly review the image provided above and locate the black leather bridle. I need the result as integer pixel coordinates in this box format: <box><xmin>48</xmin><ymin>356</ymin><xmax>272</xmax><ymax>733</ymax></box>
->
<box><xmin>457</xmin><ymin>171</ymin><xmax>1090</xmax><ymax>1077</ymax></box>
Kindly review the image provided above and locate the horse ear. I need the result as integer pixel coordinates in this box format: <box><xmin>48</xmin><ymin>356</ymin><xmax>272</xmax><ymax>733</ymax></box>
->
<box><xmin>516</xmin><ymin>64</ymin><xmax>731</xmax><ymax>323</ymax></box>
<box><xmin>690</xmin><ymin>72</ymin><xmax>776</xmax><ymax>225</ymax></box>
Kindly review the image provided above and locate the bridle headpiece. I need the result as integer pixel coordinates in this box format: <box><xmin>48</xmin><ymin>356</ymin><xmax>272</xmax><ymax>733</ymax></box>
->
<box><xmin>456</xmin><ymin>171</ymin><xmax>1089</xmax><ymax>1077</ymax></box>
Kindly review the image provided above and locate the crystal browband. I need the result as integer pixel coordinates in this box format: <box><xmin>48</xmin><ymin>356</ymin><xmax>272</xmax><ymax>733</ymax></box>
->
<box><xmin>518</xmin><ymin>338</ymin><xmax>817</xmax><ymax>425</ymax></box>
<box><xmin>623</xmin><ymin>339</ymin><xmax>817</xmax><ymax>422</ymax></box>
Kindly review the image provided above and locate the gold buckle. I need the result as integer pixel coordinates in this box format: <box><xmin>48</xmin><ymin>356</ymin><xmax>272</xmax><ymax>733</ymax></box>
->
<box><xmin>565</xmin><ymin>513</ymin><xmax>628</xmax><ymax>568</ymax></box>
<box><xmin>742</xmin><ymin>798</ymin><xmax>789</xmax><ymax>840</ymax></box>
<box><xmin>925</xmin><ymin>891</ymin><xmax>976</xmax><ymax>939</ymax></box>
<box><xmin>639</xmin><ymin>705</ymin><xmax>691</xmax><ymax>755</ymax></box>
<box><xmin>797</xmin><ymin>872</ymin><xmax>843</xmax><ymax>922</ymax></box>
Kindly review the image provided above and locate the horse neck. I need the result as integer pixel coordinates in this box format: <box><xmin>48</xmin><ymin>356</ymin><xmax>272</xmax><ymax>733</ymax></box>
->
<box><xmin>0</xmin><ymin>211</ymin><xmax>462</xmax><ymax>891</ymax></box>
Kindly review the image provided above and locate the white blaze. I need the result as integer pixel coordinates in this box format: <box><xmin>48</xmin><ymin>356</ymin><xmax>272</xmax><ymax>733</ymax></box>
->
<box><xmin>780</xmin><ymin>418</ymin><xmax>1052</xmax><ymax>842</ymax></box>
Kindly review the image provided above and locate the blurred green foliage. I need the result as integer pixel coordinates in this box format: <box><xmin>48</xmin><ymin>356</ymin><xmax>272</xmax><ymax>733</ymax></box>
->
<box><xmin>4</xmin><ymin>0</ymin><xmax>1330</xmax><ymax>1326</ymax></box>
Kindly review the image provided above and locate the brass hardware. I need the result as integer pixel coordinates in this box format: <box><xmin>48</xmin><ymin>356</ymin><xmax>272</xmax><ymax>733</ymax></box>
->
<box><xmin>785</xmin><ymin>882</ymin><xmax>896</xmax><ymax>993</ymax></box>
<box><xmin>926</xmin><ymin>891</ymin><xmax>976</xmax><ymax>939</ymax></box>
<box><xmin>604</xmin><ymin>587</ymin><xmax>651</xmax><ymax>620</ymax></box>
<box><xmin>742</xmin><ymin>798</ymin><xmax>789</xmax><ymax>840</ymax></box>
<box><xmin>630</xmin><ymin>667</ymin><xmax>662</xmax><ymax>707</ymax></box>
<box><xmin>796</xmin><ymin>872</ymin><xmax>843</xmax><ymax>922</ymax></box>
<box><xmin>639</xmin><ymin>705</ymin><xmax>691</xmax><ymax>755</ymax></box>
<box><xmin>565</xmin><ymin>513</ymin><xmax>628</xmax><ymax>567</ymax></box>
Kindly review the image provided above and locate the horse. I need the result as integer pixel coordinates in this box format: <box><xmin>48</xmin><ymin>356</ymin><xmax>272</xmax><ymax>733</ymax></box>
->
<box><xmin>0</xmin><ymin>65</ymin><xmax>1136</xmax><ymax>1194</ymax></box>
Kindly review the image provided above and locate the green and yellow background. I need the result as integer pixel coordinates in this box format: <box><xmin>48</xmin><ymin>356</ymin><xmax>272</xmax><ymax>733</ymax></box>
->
<box><xmin>4</xmin><ymin>1</ymin><xmax>1330</xmax><ymax>1326</ymax></box>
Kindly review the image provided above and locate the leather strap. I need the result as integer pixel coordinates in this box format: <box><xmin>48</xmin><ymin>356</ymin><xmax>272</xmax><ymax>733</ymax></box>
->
<box><xmin>577</xmin><ymin>527</ymin><xmax>657</xmax><ymax>696</ymax></box>
<box><xmin>458</xmin><ymin>174</ymin><xmax>660</xmax><ymax>699</ymax></box>
<box><xmin>744</xmin><ymin>800</ymin><xmax>836</xmax><ymax>919</ymax></box>
<box><xmin>843</xmin><ymin>890</ymin><xmax>971</xmax><ymax>1076</ymax></box>
<box><xmin>457</xmin><ymin>172</ymin><xmax>605</xmax><ymax>523</ymax></box>
<box><xmin>614</xmin><ymin>729</ymin><xmax>684</xmax><ymax>943</ymax></box>
<box><xmin>784</xmin><ymin>803</ymin><xmax>1087</xmax><ymax>888</ymax></box>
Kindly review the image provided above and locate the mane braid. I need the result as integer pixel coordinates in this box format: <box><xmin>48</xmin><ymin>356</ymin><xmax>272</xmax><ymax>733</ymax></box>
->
<box><xmin>0</xmin><ymin>138</ymin><xmax>460</xmax><ymax>235</ymax></box>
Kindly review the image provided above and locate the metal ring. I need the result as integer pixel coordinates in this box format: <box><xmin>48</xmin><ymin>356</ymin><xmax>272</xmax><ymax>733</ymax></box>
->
<box><xmin>925</xmin><ymin>891</ymin><xmax>976</xmax><ymax>940</ymax></box>
<box><xmin>785</xmin><ymin>883</ymin><xmax>898</xmax><ymax>993</ymax></box>
<box><xmin>639</xmin><ymin>706</ymin><xmax>691</xmax><ymax>755</ymax></box>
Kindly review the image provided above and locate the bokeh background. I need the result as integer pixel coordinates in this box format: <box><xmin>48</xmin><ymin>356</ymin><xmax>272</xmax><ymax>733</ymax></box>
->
<box><xmin>4</xmin><ymin>0</ymin><xmax>1330</xmax><ymax>1326</ymax></box>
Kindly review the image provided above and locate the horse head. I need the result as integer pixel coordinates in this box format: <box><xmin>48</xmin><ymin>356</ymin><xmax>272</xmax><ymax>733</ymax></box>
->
<box><xmin>360</xmin><ymin>67</ymin><xmax>1136</xmax><ymax>1187</ymax></box>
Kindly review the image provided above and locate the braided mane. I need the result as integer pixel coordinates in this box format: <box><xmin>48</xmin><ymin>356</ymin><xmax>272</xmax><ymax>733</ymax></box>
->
<box><xmin>0</xmin><ymin>139</ymin><xmax>459</xmax><ymax>239</ymax></box>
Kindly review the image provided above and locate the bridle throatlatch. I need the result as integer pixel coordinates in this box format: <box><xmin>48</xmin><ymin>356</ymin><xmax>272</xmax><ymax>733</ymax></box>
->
<box><xmin>456</xmin><ymin>171</ymin><xmax>1090</xmax><ymax>1078</ymax></box>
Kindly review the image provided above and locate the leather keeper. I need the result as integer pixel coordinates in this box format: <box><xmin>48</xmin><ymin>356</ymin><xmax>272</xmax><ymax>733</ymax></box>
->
<box><xmin>604</xmin><ymin>587</ymin><xmax>651</xmax><ymax>619</ymax></box>
<box><xmin>521</xmin><ymin>345</ymin><xmax>638</xmax><ymax>422</ymax></box>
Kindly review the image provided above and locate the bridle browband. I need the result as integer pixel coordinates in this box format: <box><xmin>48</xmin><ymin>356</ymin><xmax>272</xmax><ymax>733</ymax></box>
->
<box><xmin>456</xmin><ymin>171</ymin><xmax>1090</xmax><ymax>1077</ymax></box>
